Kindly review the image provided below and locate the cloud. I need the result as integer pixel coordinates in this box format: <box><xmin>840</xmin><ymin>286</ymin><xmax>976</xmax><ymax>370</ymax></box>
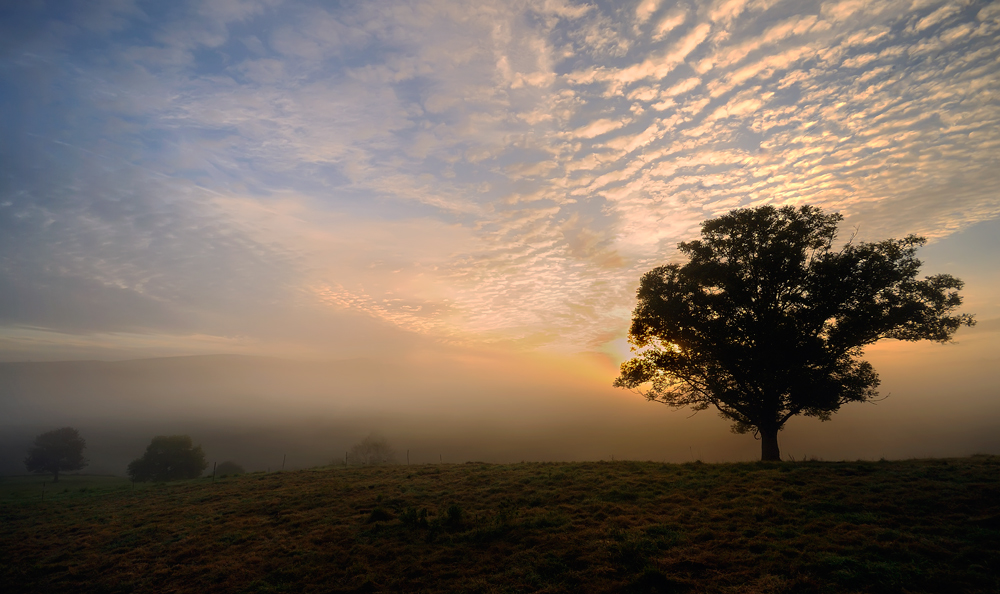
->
<box><xmin>1</xmin><ymin>0</ymin><xmax>999</xmax><ymax>360</ymax></box>
<box><xmin>912</xmin><ymin>3</ymin><xmax>960</xmax><ymax>33</ymax></box>
<box><xmin>567</xmin><ymin>22</ymin><xmax>711</xmax><ymax>89</ymax></box>
<box><xmin>821</xmin><ymin>0</ymin><xmax>867</xmax><ymax>22</ymax></box>
<box><xmin>709</xmin><ymin>0</ymin><xmax>750</xmax><ymax>24</ymax></box>
<box><xmin>270</xmin><ymin>7</ymin><xmax>368</xmax><ymax>60</ymax></box>
<box><xmin>572</xmin><ymin>118</ymin><xmax>630</xmax><ymax>139</ymax></box>
<box><xmin>635</xmin><ymin>0</ymin><xmax>660</xmax><ymax>24</ymax></box>
<box><xmin>653</xmin><ymin>10</ymin><xmax>686</xmax><ymax>40</ymax></box>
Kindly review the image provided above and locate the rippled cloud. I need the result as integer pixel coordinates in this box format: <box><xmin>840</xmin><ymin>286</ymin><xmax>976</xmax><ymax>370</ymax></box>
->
<box><xmin>1</xmin><ymin>0</ymin><xmax>997</xmax><ymax>359</ymax></box>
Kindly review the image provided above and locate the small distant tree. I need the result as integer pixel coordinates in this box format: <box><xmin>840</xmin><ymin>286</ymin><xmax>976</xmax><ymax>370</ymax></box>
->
<box><xmin>127</xmin><ymin>435</ymin><xmax>207</xmax><ymax>482</ymax></box>
<box><xmin>24</xmin><ymin>427</ymin><xmax>87</xmax><ymax>482</ymax></box>
<box><xmin>216</xmin><ymin>461</ymin><xmax>245</xmax><ymax>475</ymax></box>
<box><xmin>346</xmin><ymin>434</ymin><xmax>396</xmax><ymax>466</ymax></box>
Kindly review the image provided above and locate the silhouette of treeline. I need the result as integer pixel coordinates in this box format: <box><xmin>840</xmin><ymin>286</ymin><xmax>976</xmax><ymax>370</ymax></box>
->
<box><xmin>19</xmin><ymin>427</ymin><xmax>216</xmax><ymax>483</ymax></box>
<box><xmin>18</xmin><ymin>426</ymin><xmax>396</xmax><ymax>482</ymax></box>
<box><xmin>1</xmin><ymin>457</ymin><xmax>997</xmax><ymax>592</ymax></box>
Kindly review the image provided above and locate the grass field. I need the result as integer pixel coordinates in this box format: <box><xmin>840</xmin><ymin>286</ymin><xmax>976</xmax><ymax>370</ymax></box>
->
<box><xmin>2</xmin><ymin>456</ymin><xmax>999</xmax><ymax>593</ymax></box>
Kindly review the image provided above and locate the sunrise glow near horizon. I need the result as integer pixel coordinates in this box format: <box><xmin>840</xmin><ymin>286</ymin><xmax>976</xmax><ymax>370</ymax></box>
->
<box><xmin>2</xmin><ymin>0</ymin><xmax>999</xmax><ymax>369</ymax></box>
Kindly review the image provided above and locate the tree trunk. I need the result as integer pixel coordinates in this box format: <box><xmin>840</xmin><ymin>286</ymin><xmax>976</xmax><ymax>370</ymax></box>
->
<box><xmin>53</xmin><ymin>470</ymin><xmax>59</xmax><ymax>483</ymax></box>
<box><xmin>760</xmin><ymin>428</ymin><xmax>781</xmax><ymax>461</ymax></box>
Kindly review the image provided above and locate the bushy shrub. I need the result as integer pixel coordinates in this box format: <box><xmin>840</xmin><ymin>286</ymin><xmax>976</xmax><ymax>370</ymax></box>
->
<box><xmin>346</xmin><ymin>434</ymin><xmax>396</xmax><ymax>466</ymax></box>
<box><xmin>128</xmin><ymin>435</ymin><xmax>207</xmax><ymax>482</ymax></box>
<box><xmin>400</xmin><ymin>507</ymin><xmax>429</xmax><ymax>527</ymax></box>
<box><xmin>444</xmin><ymin>504</ymin><xmax>464</xmax><ymax>531</ymax></box>
<box><xmin>366</xmin><ymin>507</ymin><xmax>393</xmax><ymax>523</ymax></box>
<box><xmin>216</xmin><ymin>461</ymin><xmax>246</xmax><ymax>476</ymax></box>
<box><xmin>24</xmin><ymin>427</ymin><xmax>87</xmax><ymax>482</ymax></box>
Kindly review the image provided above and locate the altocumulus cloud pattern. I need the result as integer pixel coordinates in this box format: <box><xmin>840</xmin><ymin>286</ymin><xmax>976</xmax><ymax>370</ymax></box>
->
<box><xmin>1</xmin><ymin>0</ymin><xmax>998</xmax><ymax>357</ymax></box>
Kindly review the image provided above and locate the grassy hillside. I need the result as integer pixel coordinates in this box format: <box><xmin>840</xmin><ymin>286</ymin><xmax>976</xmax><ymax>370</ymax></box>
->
<box><xmin>2</xmin><ymin>457</ymin><xmax>999</xmax><ymax>593</ymax></box>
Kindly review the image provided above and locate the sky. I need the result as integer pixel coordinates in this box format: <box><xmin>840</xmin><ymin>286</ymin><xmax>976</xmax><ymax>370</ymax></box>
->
<box><xmin>1</xmin><ymin>0</ymin><xmax>999</xmax><ymax>462</ymax></box>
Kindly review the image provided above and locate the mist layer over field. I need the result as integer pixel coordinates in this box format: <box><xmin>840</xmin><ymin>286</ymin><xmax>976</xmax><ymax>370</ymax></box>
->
<box><xmin>3</xmin><ymin>335</ymin><xmax>998</xmax><ymax>476</ymax></box>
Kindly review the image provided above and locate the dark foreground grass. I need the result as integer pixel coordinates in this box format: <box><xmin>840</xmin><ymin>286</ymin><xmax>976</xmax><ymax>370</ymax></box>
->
<box><xmin>2</xmin><ymin>456</ymin><xmax>999</xmax><ymax>593</ymax></box>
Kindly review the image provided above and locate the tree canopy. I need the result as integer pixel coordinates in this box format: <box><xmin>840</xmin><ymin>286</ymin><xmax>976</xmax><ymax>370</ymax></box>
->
<box><xmin>24</xmin><ymin>427</ymin><xmax>87</xmax><ymax>482</ymax></box>
<box><xmin>346</xmin><ymin>434</ymin><xmax>396</xmax><ymax>466</ymax></box>
<box><xmin>614</xmin><ymin>205</ymin><xmax>974</xmax><ymax>461</ymax></box>
<box><xmin>216</xmin><ymin>461</ymin><xmax>246</xmax><ymax>476</ymax></box>
<box><xmin>127</xmin><ymin>435</ymin><xmax>208</xmax><ymax>482</ymax></box>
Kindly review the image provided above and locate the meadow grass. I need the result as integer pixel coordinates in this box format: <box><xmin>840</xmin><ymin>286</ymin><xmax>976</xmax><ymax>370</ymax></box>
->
<box><xmin>0</xmin><ymin>474</ymin><xmax>134</xmax><ymax>503</ymax></box>
<box><xmin>1</xmin><ymin>456</ymin><xmax>998</xmax><ymax>593</ymax></box>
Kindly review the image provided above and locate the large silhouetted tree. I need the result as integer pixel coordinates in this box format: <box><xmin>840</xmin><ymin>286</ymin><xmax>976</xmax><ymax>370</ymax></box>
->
<box><xmin>24</xmin><ymin>427</ymin><xmax>87</xmax><ymax>482</ymax></box>
<box><xmin>615</xmin><ymin>205</ymin><xmax>974</xmax><ymax>461</ymax></box>
<box><xmin>127</xmin><ymin>435</ymin><xmax>207</xmax><ymax>482</ymax></box>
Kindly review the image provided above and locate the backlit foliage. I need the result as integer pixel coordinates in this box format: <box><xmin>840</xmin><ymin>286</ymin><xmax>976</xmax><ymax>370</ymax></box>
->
<box><xmin>616</xmin><ymin>205</ymin><xmax>974</xmax><ymax>460</ymax></box>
